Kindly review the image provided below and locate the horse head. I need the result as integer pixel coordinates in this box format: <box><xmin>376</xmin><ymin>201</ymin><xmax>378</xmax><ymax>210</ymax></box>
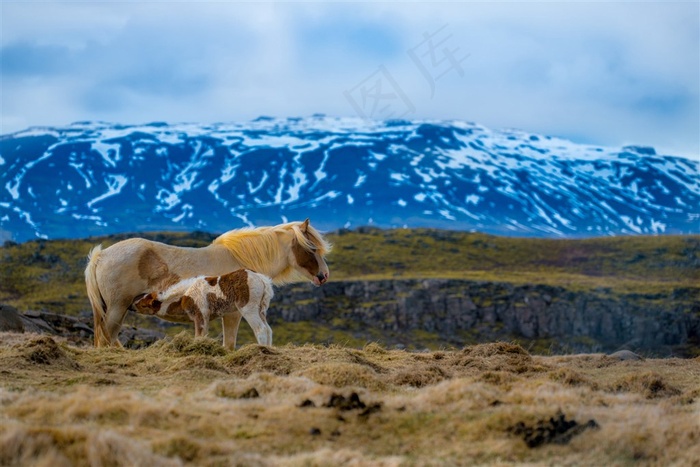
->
<box><xmin>289</xmin><ymin>219</ymin><xmax>331</xmax><ymax>286</ymax></box>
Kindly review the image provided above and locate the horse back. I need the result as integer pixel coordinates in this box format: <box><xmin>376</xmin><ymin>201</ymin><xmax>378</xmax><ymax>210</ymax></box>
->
<box><xmin>96</xmin><ymin>238</ymin><xmax>235</xmax><ymax>307</ymax></box>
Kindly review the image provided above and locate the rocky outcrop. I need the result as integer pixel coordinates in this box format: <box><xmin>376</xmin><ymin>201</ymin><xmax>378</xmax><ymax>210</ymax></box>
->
<box><xmin>0</xmin><ymin>304</ymin><xmax>25</xmax><ymax>332</ymax></box>
<box><xmin>0</xmin><ymin>304</ymin><xmax>164</xmax><ymax>348</ymax></box>
<box><xmin>2</xmin><ymin>279</ymin><xmax>698</xmax><ymax>356</ymax></box>
<box><xmin>273</xmin><ymin>280</ymin><xmax>700</xmax><ymax>356</ymax></box>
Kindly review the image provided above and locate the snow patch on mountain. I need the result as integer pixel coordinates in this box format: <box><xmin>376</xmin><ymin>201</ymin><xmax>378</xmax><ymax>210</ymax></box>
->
<box><xmin>87</xmin><ymin>174</ymin><xmax>128</xmax><ymax>208</ymax></box>
<box><xmin>1</xmin><ymin>117</ymin><xmax>698</xmax><ymax>242</ymax></box>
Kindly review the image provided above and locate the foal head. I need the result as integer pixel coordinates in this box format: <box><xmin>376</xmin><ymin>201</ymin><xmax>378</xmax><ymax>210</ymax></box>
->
<box><xmin>289</xmin><ymin>219</ymin><xmax>331</xmax><ymax>286</ymax></box>
<box><xmin>131</xmin><ymin>292</ymin><xmax>161</xmax><ymax>315</ymax></box>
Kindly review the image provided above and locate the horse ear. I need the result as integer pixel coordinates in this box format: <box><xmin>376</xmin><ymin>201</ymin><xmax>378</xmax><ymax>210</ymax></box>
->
<box><xmin>301</xmin><ymin>218</ymin><xmax>310</xmax><ymax>233</ymax></box>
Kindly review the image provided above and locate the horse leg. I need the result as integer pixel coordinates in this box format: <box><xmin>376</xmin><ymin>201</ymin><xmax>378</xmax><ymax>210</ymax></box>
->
<box><xmin>104</xmin><ymin>302</ymin><xmax>130</xmax><ymax>348</ymax></box>
<box><xmin>240</xmin><ymin>302</ymin><xmax>272</xmax><ymax>346</ymax></box>
<box><xmin>222</xmin><ymin>310</ymin><xmax>242</xmax><ymax>350</ymax></box>
<box><xmin>261</xmin><ymin>322</ymin><xmax>273</xmax><ymax>347</ymax></box>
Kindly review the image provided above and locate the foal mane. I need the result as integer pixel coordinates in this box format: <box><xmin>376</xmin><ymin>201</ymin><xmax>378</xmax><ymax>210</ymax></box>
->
<box><xmin>211</xmin><ymin>221</ymin><xmax>332</xmax><ymax>279</ymax></box>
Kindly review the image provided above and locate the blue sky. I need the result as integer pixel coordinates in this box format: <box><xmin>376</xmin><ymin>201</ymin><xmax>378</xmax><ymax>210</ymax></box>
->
<box><xmin>1</xmin><ymin>1</ymin><xmax>698</xmax><ymax>158</ymax></box>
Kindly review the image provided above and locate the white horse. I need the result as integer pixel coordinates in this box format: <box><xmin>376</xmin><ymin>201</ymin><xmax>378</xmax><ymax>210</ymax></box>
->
<box><xmin>131</xmin><ymin>269</ymin><xmax>274</xmax><ymax>347</ymax></box>
<box><xmin>85</xmin><ymin>219</ymin><xmax>331</xmax><ymax>348</ymax></box>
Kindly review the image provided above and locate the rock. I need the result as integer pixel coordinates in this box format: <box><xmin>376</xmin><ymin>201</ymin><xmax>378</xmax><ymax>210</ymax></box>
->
<box><xmin>608</xmin><ymin>350</ymin><xmax>644</xmax><ymax>361</ymax></box>
<box><xmin>19</xmin><ymin>314</ymin><xmax>55</xmax><ymax>334</ymax></box>
<box><xmin>272</xmin><ymin>279</ymin><xmax>699</xmax><ymax>356</ymax></box>
<box><xmin>239</xmin><ymin>388</ymin><xmax>260</xmax><ymax>399</ymax></box>
<box><xmin>324</xmin><ymin>392</ymin><xmax>366</xmax><ymax>411</ymax></box>
<box><xmin>298</xmin><ymin>399</ymin><xmax>316</xmax><ymax>408</ymax></box>
<box><xmin>0</xmin><ymin>305</ymin><xmax>165</xmax><ymax>349</ymax></box>
<box><xmin>118</xmin><ymin>326</ymin><xmax>166</xmax><ymax>349</ymax></box>
<box><xmin>623</xmin><ymin>145</ymin><xmax>656</xmax><ymax>156</ymax></box>
<box><xmin>15</xmin><ymin>309</ymin><xmax>95</xmax><ymax>345</ymax></box>
<box><xmin>508</xmin><ymin>410</ymin><xmax>599</xmax><ymax>448</ymax></box>
<box><xmin>0</xmin><ymin>304</ymin><xmax>25</xmax><ymax>332</ymax></box>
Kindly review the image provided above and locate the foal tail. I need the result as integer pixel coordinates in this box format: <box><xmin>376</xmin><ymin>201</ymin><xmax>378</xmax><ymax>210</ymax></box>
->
<box><xmin>85</xmin><ymin>245</ymin><xmax>110</xmax><ymax>347</ymax></box>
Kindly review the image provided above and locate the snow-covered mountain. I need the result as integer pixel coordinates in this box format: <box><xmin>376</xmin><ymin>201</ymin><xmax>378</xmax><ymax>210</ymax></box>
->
<box><xmin>1</xmin><ymin>116</ymin><xmax>698</xmax><ymax>242</ymax></box>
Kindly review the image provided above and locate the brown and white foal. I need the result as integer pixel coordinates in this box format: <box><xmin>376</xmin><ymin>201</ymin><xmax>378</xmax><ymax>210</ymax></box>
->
<box><xmin>131</xmin><ymin>269</ymin><xmax>274</xmax><ymax>348</ymax></box>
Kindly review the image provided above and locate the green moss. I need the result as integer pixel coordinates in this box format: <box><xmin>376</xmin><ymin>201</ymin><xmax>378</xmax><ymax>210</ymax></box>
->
<box><xmin>571</xmin><ymin>335</ymin><xmax>601</xmax><ymax>347</ymax></box>
<box><xmin>233</xmin><ymin>320</ymin><xmax>371</xmax><ymax>349</ymax></box>
<box><xmin>292</xmin><ymin>299</ymin><xmax>316</xmax><ymax>306</ymax></box>
<box><xmin>360</xmin><ymin>300</ymin><xmax>395</xmax><ymax>309</ymax></box>
<box><xmin>405</xmin><ymin>329</ymin><xmax>445</xmax><ymax>350</ymax></box>
<box><xmin>327</xmin><ymin>230</ymin><xmax>700</xmax><ymax>293</ymax></box>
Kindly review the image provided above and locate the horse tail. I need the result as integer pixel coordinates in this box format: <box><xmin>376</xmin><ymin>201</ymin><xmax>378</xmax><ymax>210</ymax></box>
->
<box><xmin>85</xmin><ymin>245</ymin><xmax>110</xmax><ymax>347</ymax></box>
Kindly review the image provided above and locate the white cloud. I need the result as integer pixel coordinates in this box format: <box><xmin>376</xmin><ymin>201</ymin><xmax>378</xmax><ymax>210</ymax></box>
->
<box><xmin>0</xmin><ymin>1</ymin><xmax>697</xmax><ymax>158</ymax></box>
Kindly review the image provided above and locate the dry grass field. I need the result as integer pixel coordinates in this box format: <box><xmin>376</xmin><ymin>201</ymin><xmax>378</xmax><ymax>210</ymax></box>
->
<box><xmin>1</xmin><ymin>331</ymin><xmax>698</xmax><ymax>466</ymax></box>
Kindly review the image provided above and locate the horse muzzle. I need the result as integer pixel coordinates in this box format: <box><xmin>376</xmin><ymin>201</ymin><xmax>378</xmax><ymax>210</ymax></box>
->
<box><xmin>313</xmin><ymin>271</ymin><xmax>329</xmax><ymax>286</ymax></box>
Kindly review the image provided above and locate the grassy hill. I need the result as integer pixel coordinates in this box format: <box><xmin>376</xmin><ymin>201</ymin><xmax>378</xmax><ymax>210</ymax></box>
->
<box><xmin>329</xmin><ymin>228</ymin><xmax>700</xmax><ymax>293</ymax></box>
<box><xmin>0</xmin><ymin>228</ymin><xmax>700</xmax><ymax>355</ymax></box>
<box><xmin>2</xmin><ymin>228</ymin><xmax>698</xmax><ymax>314</ymax></box>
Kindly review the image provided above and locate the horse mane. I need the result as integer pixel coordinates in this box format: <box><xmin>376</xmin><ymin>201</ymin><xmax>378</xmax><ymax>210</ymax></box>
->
<box><xmin>287</xmin><ymin>221</ymin><xmax>332</xmax><ymax>256</ymax></box>
<box><xmin>211</xmin><ymin>221</ymin><xmax>332</xmax><ymax>281</ymax></box>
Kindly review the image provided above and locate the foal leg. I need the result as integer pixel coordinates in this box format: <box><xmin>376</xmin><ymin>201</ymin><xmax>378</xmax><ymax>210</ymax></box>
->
<box><xmin>193</xmin><ymin>313</ymin><xmax>208</xmax><ymax>337</ymax></box>
<box><xmin>239</xmin><ymin>303</ymin><xmax>273</xmax><ymax>346</ymax></box>
<box><xmin>182</xmin><ymin>296</ymin><xmax>208</xmax><ymax>338</ymax></box>
<box><xmin>222</xmin><ymin>310</ymin><xmax>243</xmax><ymax>351</ymax></box>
